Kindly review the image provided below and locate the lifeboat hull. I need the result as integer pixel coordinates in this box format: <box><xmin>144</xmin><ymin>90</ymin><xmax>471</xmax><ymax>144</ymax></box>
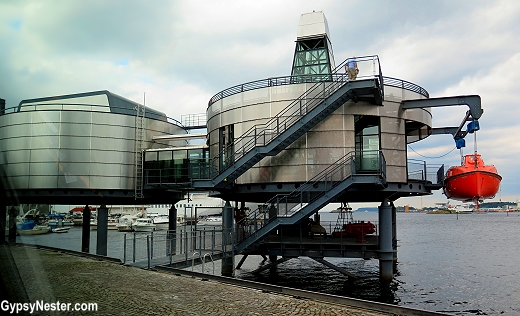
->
<box><xmin>443</xmin><ymin>154</ymin><xmax>502</xmax><ymax>202</ymax></box>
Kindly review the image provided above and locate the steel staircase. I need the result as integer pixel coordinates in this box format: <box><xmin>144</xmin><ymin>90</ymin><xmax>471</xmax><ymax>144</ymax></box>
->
<box><xmin>234</xmin><ymin>151</ymin><xmax>386</xmax><ymax>253</ymax></box>
<box><xmin>192</xmin><ymin>57</ymin><xmax>383</xmax><ymax>189</ymax></box>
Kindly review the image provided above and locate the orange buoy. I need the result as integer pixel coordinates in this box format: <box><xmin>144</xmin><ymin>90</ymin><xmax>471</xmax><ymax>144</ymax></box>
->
<box><xmin>443</xmin><ymin>154</ymin><xmax>502</xmax><ymax>203</ymax></box>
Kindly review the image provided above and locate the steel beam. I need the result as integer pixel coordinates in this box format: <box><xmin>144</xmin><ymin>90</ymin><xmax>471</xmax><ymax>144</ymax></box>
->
<box><xmin>251</xmin><ymin>257</ymin><xmax>292</xmax><ymax>274</ymax></box>
<box><xmin>402</xmin><ymin>95</ymin><xmax>482</xmax><ymax>119</ymax></box>
<box><xmin>311</xmin><ymin>257</ymin><xmax>359</xmax><ymax>279</ymax></box>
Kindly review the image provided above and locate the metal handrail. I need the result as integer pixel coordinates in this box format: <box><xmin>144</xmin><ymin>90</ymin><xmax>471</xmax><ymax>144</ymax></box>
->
<box><xmin>383</xmin><ymin>76</ymin><xmax>429</xmax><ymax>98</ymax></box>
<box><xmin>202</xmin><ymin>253</ymin><xmax>215</xmax><ymax>275</ymax></box>
<box><xmin>0</xmin><ymin>103</ymin><xmax>184</xmax><ymax>127</ymax></box>
<box><xmin>209</xmin><ymin>56</ymin><xmax>384</xmax><ymax>180</ymax></box>
<box><xmin>407</xmin><ymin>159</ymin><xmax>444</xmax><ymax>184</ymax></box>
<box><xmin>191</xmin><ymin>252</ymin><xmax>201</xmax><ymax>271</ymax></box>
<box><xmin>208</xmin><ymin>60</ymin><xmax>427</xmax><ymax>106</ymax></box>
<box><xmin>235</xmin><ymin>150</ymin><xmax>386</xmax><ymax>245</ymax></box>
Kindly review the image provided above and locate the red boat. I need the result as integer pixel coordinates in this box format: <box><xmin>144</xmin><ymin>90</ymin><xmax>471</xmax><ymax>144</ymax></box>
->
<box><xmin>443</xmin><ymin>154</ymin><xmax>502</xmax><ymax>204</ymax></box>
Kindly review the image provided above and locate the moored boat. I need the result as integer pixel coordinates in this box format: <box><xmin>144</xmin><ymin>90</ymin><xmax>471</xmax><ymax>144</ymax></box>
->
<box><xmin>108</xmin><ymin>218</ymin><xmax>119</xmax><ymax>230</ymax></box>
<box><xmin>17</xmin><ymin>225</ymin><xmax>51</xmax><ymax>235</ymax></box>
<box><xmin>132</xmin><ymin>218</ymin><xmax>156</xmax><ymax>232</ymax></box>
<box><xmin>198</xmin><ymin>215</ymin><xmax>222</xmax><ymax>226</ymax></box>
<box><xmin>444</xmin><ymin>154</ymin><xmax>502</xmax><ymax>203</ymax></box>
<box><xmin>51</xmin><ymin>227</ymin><xmax>70</xmax><ymax>233</ymax></box>
<box><xmin>116</xmin><ymin>215</ymin><xmax>138</xmax><ymax>232</ymax></box>
<box><xmin>90</xmin><ymin>219</ymin><xmax>97</xmax><ymax>230</ymax></box>
<box><xmin>152</xmin><ymin>215</ymin><xmax>170</xmax><ymax>230</ymax></box>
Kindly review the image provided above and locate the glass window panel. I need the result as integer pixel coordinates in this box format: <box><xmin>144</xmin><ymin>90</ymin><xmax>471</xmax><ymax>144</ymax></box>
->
<box><xmin>173</xmin><ymin>150</ymin><xmax>187</xmax><ymax>159</ymax></box>
<box><xmin>158</xmin><ymin>150</ymin><xmax>172</xmax><ymax>161</ymax></box>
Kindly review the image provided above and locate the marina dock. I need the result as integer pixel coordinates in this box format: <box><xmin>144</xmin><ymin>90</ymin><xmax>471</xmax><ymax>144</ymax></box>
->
<box><xmin>2</xmin><ymin>244</ymin><xmax>447</xmax><ymax>315</ymax></box>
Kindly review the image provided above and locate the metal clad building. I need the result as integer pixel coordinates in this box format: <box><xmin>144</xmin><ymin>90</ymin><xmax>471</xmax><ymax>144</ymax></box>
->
<box><xmin>0</xmin><ymin>90</ymin><xmax>185</xmax><ymax>193</ymax></box>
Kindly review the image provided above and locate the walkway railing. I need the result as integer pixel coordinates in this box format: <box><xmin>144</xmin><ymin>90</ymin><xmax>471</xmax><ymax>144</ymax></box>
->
<box><xmin>121</xmin><ymin>227</ymin><xmax>227</xmax><ymax>269</ymax></box>
<box><xmin>407</xmin><ymin>159</ymin><xmax>444</xmax><ymax>184</ymax></box>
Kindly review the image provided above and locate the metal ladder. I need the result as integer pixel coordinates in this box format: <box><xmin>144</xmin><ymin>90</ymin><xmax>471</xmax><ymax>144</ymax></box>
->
<box><xmin>134</xmin><ymin>101</ymin><xmax>145</xmax><ymax>199</ymax></box>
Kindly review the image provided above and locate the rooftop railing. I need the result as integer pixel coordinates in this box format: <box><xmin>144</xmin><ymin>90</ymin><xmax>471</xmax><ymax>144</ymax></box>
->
<box><xmin>0</xmin><ymin>103</ymin><xmax>183</xmax><ymax>127</ymax></box>
<box><xmin>208</xmin><ymin>57</ymin><xmax>428</xmax><ymax>107</ymax></box>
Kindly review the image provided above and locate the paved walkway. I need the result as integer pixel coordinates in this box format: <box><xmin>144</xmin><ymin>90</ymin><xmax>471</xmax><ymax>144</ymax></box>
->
<box><xmin>6</xmin><ymin>245</ymin><xmax>394</xmax><ymax>315</ymax></box>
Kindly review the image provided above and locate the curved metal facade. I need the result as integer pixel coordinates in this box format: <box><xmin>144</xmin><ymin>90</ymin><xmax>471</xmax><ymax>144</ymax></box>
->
<box><xmin>207</xmin><ymin>80</ymin><xmax>430</xmax><ymax>184</ymax></box>
<box><xmin>0</xmin><ymin>91</ymin><xmax>185</xmax><ymax>192</ymax></box>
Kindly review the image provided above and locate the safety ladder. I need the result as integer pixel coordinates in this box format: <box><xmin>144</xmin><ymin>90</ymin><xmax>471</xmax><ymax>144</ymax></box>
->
<box><xmin>134</xmin><ymin>101</ymin><xmax>145</xmax><ymax>199</ymax></box>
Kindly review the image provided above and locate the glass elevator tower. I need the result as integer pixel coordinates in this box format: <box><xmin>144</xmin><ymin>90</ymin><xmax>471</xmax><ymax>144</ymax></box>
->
<box><xmin>291</xmin><ymin>11</ymin><xmax>335</xmax><ymax>82</ymax></box>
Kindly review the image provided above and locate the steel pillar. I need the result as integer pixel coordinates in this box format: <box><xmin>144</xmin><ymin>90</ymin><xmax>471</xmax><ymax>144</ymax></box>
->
<box><xmin>81</xmin><ymin>205</ymin><xmax>91</xmax><ymax>253</ymax></box>
<box><xmin>268</xmin><ymin>203</ymin><xmax>278</xmax><ymax>264</ymax></box>
<box><xmin>392</xmin><ymin>201</ymin><xmax>398</xmax><ymax>272</ymax></box>
<box><xmin>378</xmin><ymin>199</ymin><xmax>394</xmax><ymax>281</ymax></box>
<box><xmin>167</xmin><ymin>205</ymin><xmax>177</xmax><ymax>255</ymax></box>
<box><xmin>96</xmin><ymin>205</ymin><xmax>108</xmax><ymax>256</ymax></box>
<box><xmin>221</xmin><ymin>201</ymin><xmax>234</xmax><ymax>276</ymax></box>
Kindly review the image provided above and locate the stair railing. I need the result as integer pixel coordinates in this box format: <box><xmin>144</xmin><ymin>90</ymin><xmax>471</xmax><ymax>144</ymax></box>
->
<box><xmin>236</xmin><ymin>150</ymin><xmax>386</xmax><ymax>245</ymax></box>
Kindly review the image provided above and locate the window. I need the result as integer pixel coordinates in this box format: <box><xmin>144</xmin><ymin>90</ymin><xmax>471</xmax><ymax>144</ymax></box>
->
<box><xmin>219</xmin><ymin>125</ymin><xmax>234</xmax><ymax>170</ymax></box>
<box><xmin>291</xmin><ymin>37</ymin><xmax>334</xmax><ymax>82</ymax></box>
<box><xmin>355</xmin><ymin>116</ymin><xmax>381</xmax><ymax>172</ymax></box>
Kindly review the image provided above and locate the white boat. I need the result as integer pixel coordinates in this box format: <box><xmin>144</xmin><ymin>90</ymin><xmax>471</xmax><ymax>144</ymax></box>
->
<box><xmin>108</xmin><ymin>218</ymin><xmax>119</xmax><ymax>230</ymax></box>
<box><xmin>51</xmin><ymin>227</ymin><xmax>70</xmax><ymax>233</ymax></box>
<box><xmin>62</xmin><ymin>219</ymin><xmax>75</xmax><ymax>226</ymax></box>
<box><xmin>132</xmin><ymin>218</ymin><xmax>156</xmax><ymax>232</ymax></box>
<box><xmin>198</xmin><ymin>215</ymin><xmax>222</xmax><ymax>226</ymax></box>
<box><xmin>177</xmin><ymin>215</ymin><xmax>198</xmax><ymax>225</ymax></box>
<box><xmin>152</xmin><ymin>215</ymin><xmax>170</xmax><ymax>230</ymax></box>
<box><xmin>116</xmin><ymin>215</ymin><xmax>138</xmax><ymax>232</ymax></box>
<box><xmin>90</xmin><ymin>219</ymin><xmax>97</xmax><ymax>230</ymax></box>
<box><xmin>18</xmin><ymin>225</ymin><xmax>51</xmax><ymax>235</ymax></box>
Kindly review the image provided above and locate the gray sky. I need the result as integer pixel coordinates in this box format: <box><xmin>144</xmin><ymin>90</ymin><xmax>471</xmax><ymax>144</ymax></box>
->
<box><xmin>1</xmin><ymin>0</ymin><xmax>519</xmax><ymax>208</ymax></box>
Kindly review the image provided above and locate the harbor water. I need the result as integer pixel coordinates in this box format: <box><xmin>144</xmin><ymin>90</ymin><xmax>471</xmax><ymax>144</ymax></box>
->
<box><xmin>17</xmin><ymin>211</ymin><xmax>520</xmax><ymax>315</ymax></box>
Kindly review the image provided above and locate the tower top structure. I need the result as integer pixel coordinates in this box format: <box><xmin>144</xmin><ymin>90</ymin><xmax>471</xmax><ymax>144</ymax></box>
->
<box><xmin>296</xmin><ymin>11</ymin><xmax>331</xmax><ymax>40</ymax></box>
<box><xmin>292</xmin><ymin>11</ymin><xmax>335</xmax><ymax>79</ymax></box>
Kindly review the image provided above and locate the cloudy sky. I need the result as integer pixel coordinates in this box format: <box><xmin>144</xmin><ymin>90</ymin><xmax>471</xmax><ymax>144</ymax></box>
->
<box><xmin>1</xmin><ymin>0</ymin><xmax>519</xmax><ymax>208</ymax></box>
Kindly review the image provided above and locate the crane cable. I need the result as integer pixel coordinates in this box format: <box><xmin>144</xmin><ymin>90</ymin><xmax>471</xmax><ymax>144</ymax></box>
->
<box><xmin>407</xmin><ymin>145</ymin><xmax>457</xmax><ymax>159</ymax></box>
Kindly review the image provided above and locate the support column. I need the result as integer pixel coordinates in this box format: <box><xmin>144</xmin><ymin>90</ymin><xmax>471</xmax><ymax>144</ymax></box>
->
<box><xmin>81</xmin><ymin>205</ymin><xmax>91</xmax><ymax>253</ymax></box>
<box><xmin>167</xmin><ymin>205</ymin><xmax>177</xmax><ymax>255</ymax></box>
<box><xmin>391</xmin><ymin>201</ymin><xmax>398</xmax><ymax>273</ymax></box>
<box><xmin>96</xmin><ymin>205</ymin><xmax>108</xmax><ymax>256</ymax></box>
<box><xmin>378</xmin><ymin>199</ymin><xmax>394</xmax><ymax>281</ymax></box>
<box><xmin>1</xmin><ymin>203</ymin><xmax>7</xmax><ymax>244</ymax></box>
<box><xmin>268</xmin><ymin>203</ymin><xmax>278</xmax><ymax>263</ymax></box>
<box><xmin>221</xmin><ymin>201</ymin><xmax>234</xmax><ymax>276</ymax></box>
<box><xmin>8</xmin><ymin>206</ymin><xmax>17</xmax><ymax>243</ymax></box>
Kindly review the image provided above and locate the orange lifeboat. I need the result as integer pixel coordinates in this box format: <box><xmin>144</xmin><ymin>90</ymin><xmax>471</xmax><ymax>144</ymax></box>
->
<box><xmin>443</xmin><ymin>154</ymin><xmax>502</xmax><ymax>203</ymax></box>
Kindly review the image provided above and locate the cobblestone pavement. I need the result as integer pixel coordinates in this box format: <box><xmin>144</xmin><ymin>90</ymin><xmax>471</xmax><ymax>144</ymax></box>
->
<box><xmin>8</xmin><ymin>245</ymin><xmax>395</xmax><ymax>315</ymax></box>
